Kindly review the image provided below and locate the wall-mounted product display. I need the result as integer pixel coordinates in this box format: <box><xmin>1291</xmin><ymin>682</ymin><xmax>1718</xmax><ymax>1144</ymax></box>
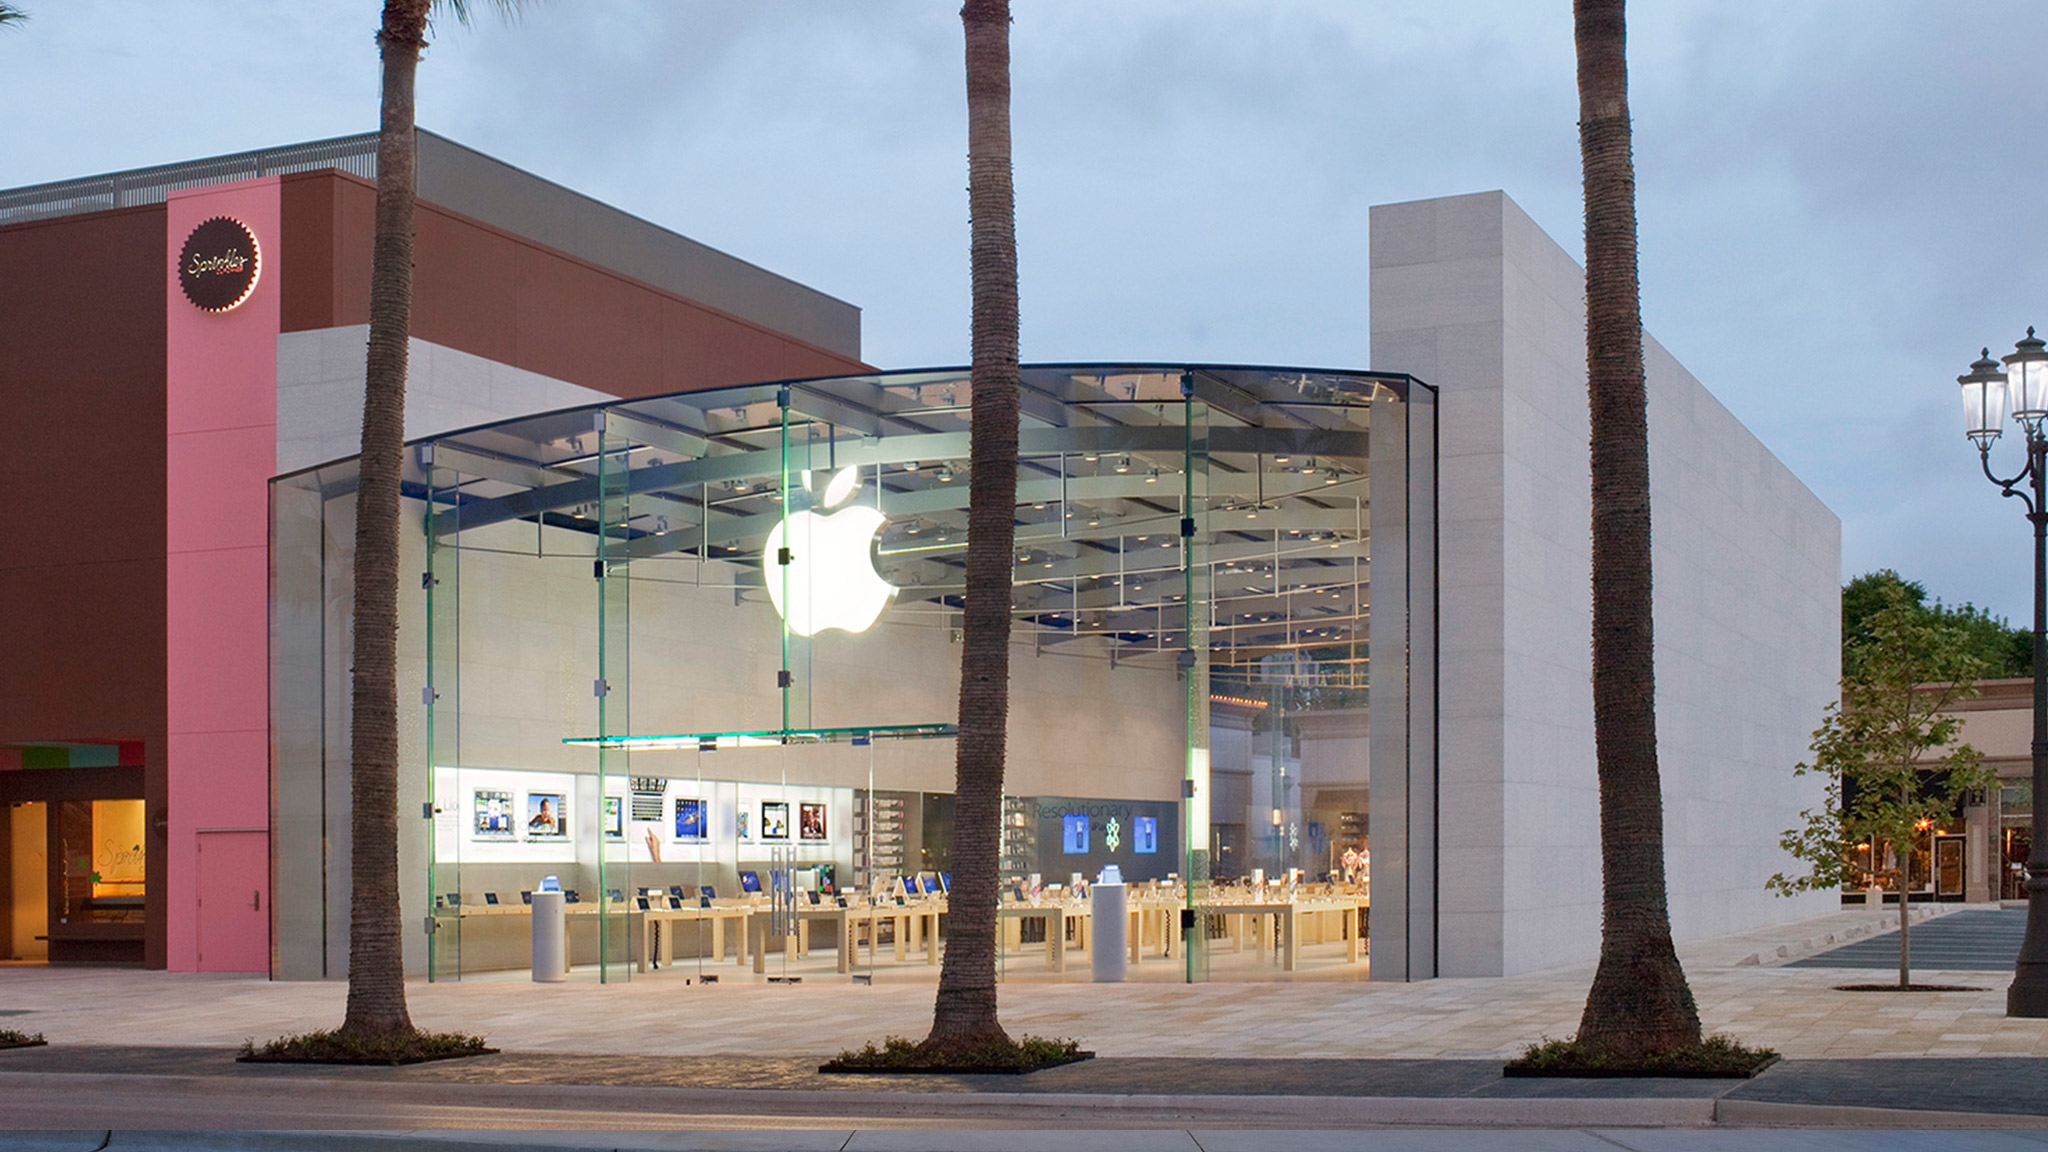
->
<box><xmin>800</xmin><ymin>802</ymin><xmax>827</xmax><ymax>841</ymax></box>
<box><xmin>525</xmin><ymin>793</ymin><xmax>566</xmax><ymax>839</ymax></box>
<box><xmin>761</xmin><ymin>801</ymin><xmax>789</xmax><ymax>840</ymax></box>
<box><xmin>1062</xmin><ymin>814</ymin><xmax>1089</xmax><ymax>854</ymax></box>
<box><xmin>602</xmin><ymin>797</ymin><xmax>623</xmax><ymax>840</ymax></box>
<box><xmin>473</xmin><ymin>790</ymin><xmax>514</xmax><ymax>841</ymax></box>
<box><xmin>854</xmin><ymin>790</ymin><xmax>911</xmax><ymax>889</ymax></box>
<box><xmin>674</xmin><ymin>798</ymin><xmax>707</xmax><ymax>841</ymax></box>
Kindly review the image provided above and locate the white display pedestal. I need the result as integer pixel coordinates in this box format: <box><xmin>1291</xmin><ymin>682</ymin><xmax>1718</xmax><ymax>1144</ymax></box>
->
<box><xmin>1091</xmin><ymin>882</ymin><xmax>1128</xmax><ymax>982</ymax></box>
<box><xmin>530</xmin><ymin>891</ymin><xmax>566</xmax><ymax>982</ymax></box>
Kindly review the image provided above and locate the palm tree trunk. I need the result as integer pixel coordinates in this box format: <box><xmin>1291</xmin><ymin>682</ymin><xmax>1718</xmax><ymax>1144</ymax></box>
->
<box><xmin>926</xmin><ymin>0</ymin><xmax>1018</xmax><ymax>1056</ymax></box>
<box><xmin>1572</xmin><ymin>0</ymin><xmax>1701</xmax><ymax>1061</ymax></box>
<box><xmin>340</xmin><ymin>0</ymin><xmax>430</xmax><ymax>1041</ymax></box>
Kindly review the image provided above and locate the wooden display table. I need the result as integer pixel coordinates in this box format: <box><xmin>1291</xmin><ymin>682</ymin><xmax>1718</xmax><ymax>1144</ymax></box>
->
<box><xmin>1201</xmin><ymin>895</ymin><xmax>1368</xmax><ymax>971</ymax></box>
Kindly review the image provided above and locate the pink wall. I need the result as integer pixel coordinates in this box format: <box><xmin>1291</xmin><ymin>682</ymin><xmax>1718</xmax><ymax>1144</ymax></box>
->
<box><xmin>165</xmin><ymin>179</ymin><xmax>279</xmax><ymax>973</ymax></box>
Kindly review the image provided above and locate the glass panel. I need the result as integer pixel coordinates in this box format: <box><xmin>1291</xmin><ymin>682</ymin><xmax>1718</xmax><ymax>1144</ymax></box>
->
<box><xmin>268</xmin><ymin>470</ymin><xmax>329</xmax><ymax>978</ymax></box>
<box><xmin>1183</xmin><ymin>387</ymin><xmax>1213</xmax><ymax>982</ymax></box>
<box><xmin>596</xmin><ymin>411</ymin><xmax>633</xmax><ymax>981</ymax></box>
<box><xmin>89</xmin><ymin>800</ymin><xmax>146</xmax><ymax>900</ymax></box>
<box><xmin>425</xmin><ymin>449</ymin><xmax>462</xmax><ymax>981</ymax></box>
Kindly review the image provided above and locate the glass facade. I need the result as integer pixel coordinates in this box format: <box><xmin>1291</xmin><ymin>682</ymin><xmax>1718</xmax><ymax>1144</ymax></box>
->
<box><xmin>270</xmin><ymin>364</ymin><xmax>1435</xmax><ymax>983</ymax></box>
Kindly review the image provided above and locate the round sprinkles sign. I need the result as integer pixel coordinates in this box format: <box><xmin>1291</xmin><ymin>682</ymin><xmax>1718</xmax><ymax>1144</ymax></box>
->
<box><xmin>177</xmin><ymin>216</ymin><xmax>261</xmax><ymax>313</ymax></box>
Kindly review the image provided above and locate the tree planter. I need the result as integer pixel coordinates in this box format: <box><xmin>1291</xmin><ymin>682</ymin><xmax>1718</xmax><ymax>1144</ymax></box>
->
<box><xmin>821</xmin><ymin>1036</ymin><xmax>1091</xmax><ymax>1075</ymax></box>
<box><xmin>238</xmin><ymin>1031</ymin><xmax>497</xmax><ymax>1066</ymax></box>
<box><xmin>1504</xmin><ymin>1036</ymin><xmax>1778</xmax><ymax>1079</ymax></box>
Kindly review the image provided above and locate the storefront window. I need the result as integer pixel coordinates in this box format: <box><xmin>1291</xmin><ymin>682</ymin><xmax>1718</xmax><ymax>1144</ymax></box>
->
<box><xmin>272</xmin><ymin>365</ymin><xmax>1434</xmax><ymax>983</ymax></box>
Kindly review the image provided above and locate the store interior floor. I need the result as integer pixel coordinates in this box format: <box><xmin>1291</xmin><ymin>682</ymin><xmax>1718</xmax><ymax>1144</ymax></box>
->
<box><xmin>456</xmin><ymin>936</ymin><xmax>1372</xmax><ymax>985</ymax></box>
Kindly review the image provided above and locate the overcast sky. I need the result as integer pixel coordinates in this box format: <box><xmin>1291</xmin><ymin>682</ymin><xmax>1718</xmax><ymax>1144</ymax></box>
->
<box><xmin>6</xmin><ymin>2</ymin><xmax>2044</xmax><ymax>623</ymax></box>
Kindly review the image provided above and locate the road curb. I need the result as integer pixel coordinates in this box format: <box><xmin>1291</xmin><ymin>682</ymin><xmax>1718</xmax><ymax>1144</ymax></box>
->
<box><xmin>0</xmin><ymin>1071</ymin><xmax>1720</xmax><ymax>1130</ymax></box>
<box><xmin>1714</xmin><ymin>1097</ymin><xmax>2048</xmax><ymax>1129</ymax></box>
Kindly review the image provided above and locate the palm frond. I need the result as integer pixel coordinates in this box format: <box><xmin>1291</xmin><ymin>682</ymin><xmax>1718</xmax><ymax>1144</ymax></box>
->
<box><xmin>0</xmin><ymin>4</ymin><xmax>29</xmax><ymax>28</ymax></box>
<box><xmin>430</xmin><ymin>0</ymin><xmax>532</xmax><ymax>29</ymax></box>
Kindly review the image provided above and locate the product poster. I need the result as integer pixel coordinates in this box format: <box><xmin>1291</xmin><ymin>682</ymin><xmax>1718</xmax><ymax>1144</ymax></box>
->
<box><xmin>526</xmin><ymin>792</ymin><xmax>566</xmax><ymax>839</ymax></box>
<box><xmin>674</xmin><ymin>797</ymin><xmax>708</xmax><ymax>840</ymax></box>
<box><xmin>736</xmin><ymin>810</ymin><xmax>752</xmax><ymax>841</ymax></box>
<box><xmin>761</xmin><ymin>801</ymin><xmax>790</xmax><ymax>840</ymax></box>
<box><xmin>1133</xmin><ymin>815</ymin><xmax>1158</xmax><ymax>854</ymax></box>
<box><xmin>799</xmin><ymin>802</ymin><xmax>827</xmax><ymax>841</ymax></box>
<box><xmin>602</xmin><ymin>796</ymin><xmax>624</xmax><ymax>840</ymax></box>
<box><xmin>1062</xmin><ymin>813</ymin><xmax>1089</xmax><ymax>854</ymax></box>
<box><xmin>473</xmin><ymin>789</ymin><xmax>514</xmax><ymax>840</ymax></box>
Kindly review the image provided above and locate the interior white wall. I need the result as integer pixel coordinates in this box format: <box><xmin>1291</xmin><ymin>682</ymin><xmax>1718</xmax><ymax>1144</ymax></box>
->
<box><xmin>1371</xmin><ymin>190</ymin><xmax>1839</xmax><ymax>977</ymax></box>
<box><xmin>433</xmin><ymin>515</ymin><xmax>1186</xmax><ymax>801</ymax></box>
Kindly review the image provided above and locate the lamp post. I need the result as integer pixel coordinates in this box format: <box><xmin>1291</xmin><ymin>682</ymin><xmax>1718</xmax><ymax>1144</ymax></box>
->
<box><xmin>1959</xmin><ymin>327</ymin><xmax>2048</xmax><ymax>1016</ymax></box>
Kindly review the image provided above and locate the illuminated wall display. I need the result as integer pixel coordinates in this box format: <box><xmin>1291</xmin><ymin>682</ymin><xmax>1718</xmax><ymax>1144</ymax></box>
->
<box><xmin>1133</xmin><ymin>816</ymin><xmax>1158</xmax><ymax>854</ymax></box>
<box><xmin>175</xmin><ymin>216</ymin><xmax>261</xmax><ymax>312</ymax></box>
<box><xmin>1062</xmin><ymin>813</ymin><xmax>1090</xmax><ymax>854</ymax></box>
<box><xmin>763</xmin><ymin>466</ymin><xmax>894</xmax><ymax>636</ymax></box>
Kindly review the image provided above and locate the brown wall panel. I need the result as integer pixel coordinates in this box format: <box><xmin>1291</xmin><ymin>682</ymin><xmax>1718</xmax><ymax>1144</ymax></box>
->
<box><xmin>278</xmin><ymin>174</ymin><xmax>336</xmax><ymax>332</ymax></box>
<box><xmin>510</xmin><ymin>243</ymin><xmax>666</xmax><ymax>394</ymax></box>
<box><xmin>0</xmin><ymin>206</ymin><xmax>168</xmax><ymax>742</ymax></box>
<box><xmin>414</xmin><ymin>207</ymin><xmax>517</xmax><ymax>358</ymax></box>
<box><xmin>279</xmin><ymin>170</ymin><xmax>868</xmax><ymax>397</ymax></box>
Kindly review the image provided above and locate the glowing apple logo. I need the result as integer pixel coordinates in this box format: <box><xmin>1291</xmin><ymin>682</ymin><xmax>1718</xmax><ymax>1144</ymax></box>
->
<box><xmin>763</xmin><ymin>466</ymin><xmax>895</xmax><ymax>636</ymax></box>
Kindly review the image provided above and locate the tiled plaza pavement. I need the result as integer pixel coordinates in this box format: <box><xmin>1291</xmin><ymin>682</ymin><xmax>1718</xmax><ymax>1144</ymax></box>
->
<box><xmin>0</xmin><ymin>903</ymin><xmax>2035</xmax><ymax>1062</ymax></box>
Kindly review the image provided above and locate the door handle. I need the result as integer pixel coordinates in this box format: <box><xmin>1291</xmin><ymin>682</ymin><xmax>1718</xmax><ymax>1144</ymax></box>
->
<box><xmin>251</xmin><ymin>890</ymin><xmax>261</xmax><ymax>911</ymax></box>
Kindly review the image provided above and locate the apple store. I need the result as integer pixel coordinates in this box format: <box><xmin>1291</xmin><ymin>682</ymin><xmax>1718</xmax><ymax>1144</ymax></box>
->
<box><xmin>270</xmin><ymin>362</ymin><xmax>1438</xmax><ymax>983</ymax></box>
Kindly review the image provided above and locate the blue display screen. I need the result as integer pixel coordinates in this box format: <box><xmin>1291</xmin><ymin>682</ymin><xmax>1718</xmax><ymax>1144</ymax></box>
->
<box><xmin>1062</xmin><ymin>813</ymin><xmax>1089</xmax><ymax>854</ymax></box>
<box><xmin>1133</xmin><ymin>815</ymin><xmax>1158</xmax><ymax>854</ymax></box>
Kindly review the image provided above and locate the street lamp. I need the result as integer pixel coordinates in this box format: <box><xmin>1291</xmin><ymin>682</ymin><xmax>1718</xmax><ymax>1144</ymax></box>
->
<box><xmin>1959</xmin><ymin>327</ymin><xmax>2048</xmax><ymax>1016</ymax></box>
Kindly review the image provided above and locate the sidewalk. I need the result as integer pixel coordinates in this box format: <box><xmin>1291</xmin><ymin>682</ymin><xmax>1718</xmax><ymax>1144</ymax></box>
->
<box><xmin>3</xmin><ymin>904</ymin><xmax>2047</xmax><ymax>1134</ymax></box>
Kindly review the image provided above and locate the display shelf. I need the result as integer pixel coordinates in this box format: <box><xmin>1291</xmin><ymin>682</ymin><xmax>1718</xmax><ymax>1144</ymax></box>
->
<box><xmin>565</xmin><ymin>722</ymin><xmax>956</xmax><ymax>751</ymax></box>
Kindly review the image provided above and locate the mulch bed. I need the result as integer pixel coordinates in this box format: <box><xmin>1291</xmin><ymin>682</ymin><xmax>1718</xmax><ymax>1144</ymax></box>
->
<box><xmin>236</xmin><ymin>1046</ymin><xmax>499</xmax><ymax>1067</ymax></box>
<box><xmin>1504</xmin><ymin>1054</ymin><xmax>1779</xmax><ymax>1080</ymax></box>
<box><xmin>818</xmin><ymin>1051</ymin><xmax>1093</xmax><ymax>1076</ymax></box>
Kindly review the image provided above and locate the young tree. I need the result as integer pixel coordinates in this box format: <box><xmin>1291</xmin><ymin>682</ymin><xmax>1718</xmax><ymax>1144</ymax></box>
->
<box><xmin>342</xmin><ymin>0</ymin><xmax>525</xmax><ymax>1044</ymax></box>
<box><xmin>924</xmin><ymin>0</ymin><xmax>1020</xmax><ymax>1058</ymax></box>
<box><xmin>1771</xmin><ymin>584</ymin><xmax>1994</xmax><ymax>989</ymax></box>
<box><xmin>1573</xmin><ymin>0</ymin><xmax>1702</xmax><ymax>1061</ymax></box>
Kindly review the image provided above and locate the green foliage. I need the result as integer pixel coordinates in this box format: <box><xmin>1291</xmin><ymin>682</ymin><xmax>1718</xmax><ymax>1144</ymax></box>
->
<box><xmin>1843</xmin><ymin>570</ymin><xmax>2029</xmax><ymax>680</ymax></box>
<box><xmin>821</xmin><ymin>1034</ymin><xmax>1090</xmax><ymax>1074</ymax></box>
<box><xmin>1772</xmin><ymin>582</ymin><xmax>1996</xmax><ymax>896</ymax></box>
<box><xmin>238</xmin><ymin>1029</ymin><xmax>493</xmax><ymax>1065</ymax></box>
<box><xmin>0</xmin><ymin>5</ymin><xmax>26</xmax><ymax>29</ymax></box>
<box><xmin>1507</xmin><ymin>1034</ymin><xmax>1776</xmax><ymax>1077</ymax></box>
<box><xmin>0</xmin><ymin>1029</ymin><xmax>44</xmax><ymax>1047</ymax></box>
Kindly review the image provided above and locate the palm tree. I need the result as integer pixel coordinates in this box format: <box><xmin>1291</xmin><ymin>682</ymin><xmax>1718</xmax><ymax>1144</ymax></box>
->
<box><xmin>924</xmin><ymin>0</ymin><xmax>1019</xmax><ymax>1057</ymax></box>
<box><xmin>0</xmin><ymin>5</ymin><xmax>27</xmax><ymax>27</ymax></box>
<box><xmin>341</xmin><ymin>0</ymin><xmax>523</xmax><ymax>1042</ymax></box>
<box><xmin>1572</xmin><ymin>0</ymin><xmax>1702</xmax><ymax>1061</ymax></box>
